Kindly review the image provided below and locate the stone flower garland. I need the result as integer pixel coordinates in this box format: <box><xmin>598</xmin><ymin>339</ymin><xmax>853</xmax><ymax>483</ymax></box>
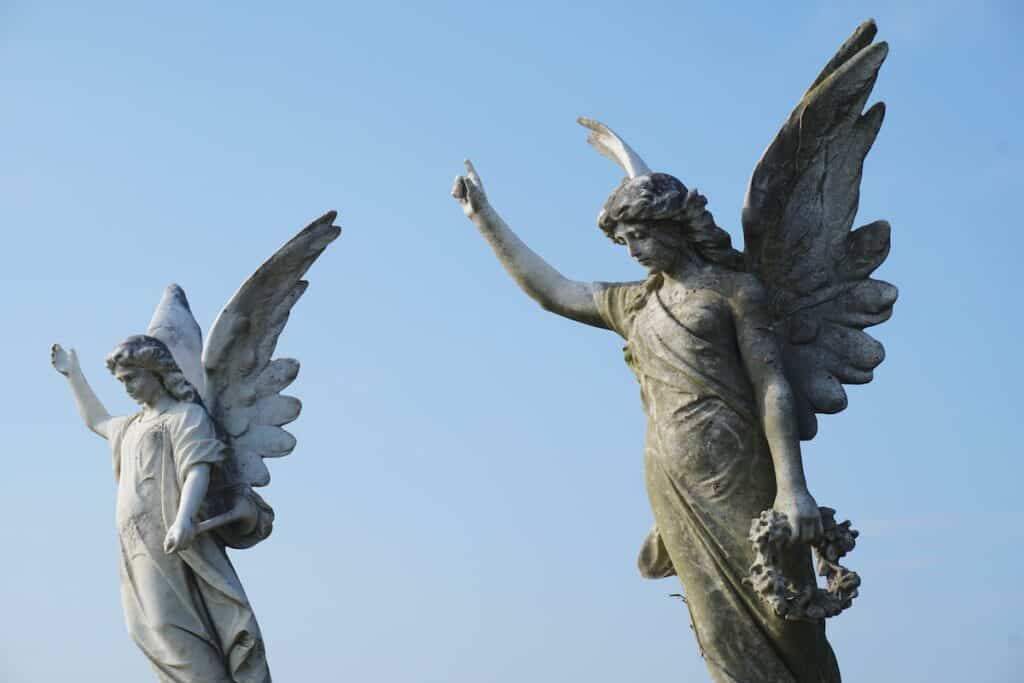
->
<box><xmin>747</xmin><ymin>507</ymin><xmax>861</xmax><ymax>621</ymax></box>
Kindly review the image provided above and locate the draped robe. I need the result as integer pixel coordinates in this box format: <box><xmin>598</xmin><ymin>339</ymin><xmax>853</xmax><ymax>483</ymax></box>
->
<box><xmin>108</xmin><ymin>401</ymin><xmax>270</xmax><ymax>683</ymax></box>
<box><xmin>593</xmin><ymin>278</ymin><xmax>840</xmax><ymax>683</ymax></box>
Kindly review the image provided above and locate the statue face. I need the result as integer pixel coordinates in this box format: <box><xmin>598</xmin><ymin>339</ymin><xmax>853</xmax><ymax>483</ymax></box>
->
<box><xmin>113</xmin><ymin>365</ymin><xmax>166</xmax><ymax>406</ymax></box>
<box><xmin>612</xmin><ymin>222</ymin><xmax>678</xmax><ymax>274</ymax></box>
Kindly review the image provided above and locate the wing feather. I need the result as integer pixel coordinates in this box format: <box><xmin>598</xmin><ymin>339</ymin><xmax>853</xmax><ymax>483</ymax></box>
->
<box><xmin>838</xmin><ymin>220</ymin><xmax>890</xmax><ymax>281</ymax></box>
<box><xmin>236</xmin><ymin>425</ymin><xmax>297</xmax><ymax>458</ymax></box>
<box><xmin>256</xmin><ymin>395</ymin><xmax>302</xmax><ymax>427</ymax></box>
<box><xmin>256</xmin><ymin>358</ymin><xmax>300</xmax><ymax>397</ymax></box>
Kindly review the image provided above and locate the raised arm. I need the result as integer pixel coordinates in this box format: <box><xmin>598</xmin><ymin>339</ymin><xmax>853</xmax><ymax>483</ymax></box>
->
<box><xmin>51</xmin><ymin>344</ymin><xmax>116</xmax><ymax>439</ymax></box>
<box><xmin>729</xmin><ymin>282</ymin><xmax>823</xmax><ymax>544</ymax></box>
<box><xmin>452</xmin><ymin>160</ymin><xmax>607</xmax><ymax>329</ymax></box>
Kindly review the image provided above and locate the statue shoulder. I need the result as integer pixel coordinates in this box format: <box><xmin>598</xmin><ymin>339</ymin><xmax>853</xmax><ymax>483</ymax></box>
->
<box><xmin>719</xmin><ymin>271</ymin><xmax>769</xmax><ymax>315</ymax></box>
<box><xmin>687</xmin><ymin>269</ymin><xmax>765</xmax><ymax>313</ymax></box>
<box><xmin>164</xmin><ymin>401</ymin><xmax>215</xmax><ymax>433</ymax></box>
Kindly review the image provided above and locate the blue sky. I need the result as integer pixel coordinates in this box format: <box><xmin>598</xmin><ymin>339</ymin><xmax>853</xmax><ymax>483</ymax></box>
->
<box><xmin>2</xmin><ymin>1</ymin><xmax>1021</xmax><ymax>681</ymax></box>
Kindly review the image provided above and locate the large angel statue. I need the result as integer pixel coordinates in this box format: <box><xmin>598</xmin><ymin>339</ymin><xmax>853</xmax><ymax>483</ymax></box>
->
<box><xmin>50</xmin><ymin>213</ymin><xmax>340</xmax><ymax>682</ymax></box>
<box><xmin>452</xmin><ymin>20</ymin><xmax>895</xmax><ymax>683</ymax></box>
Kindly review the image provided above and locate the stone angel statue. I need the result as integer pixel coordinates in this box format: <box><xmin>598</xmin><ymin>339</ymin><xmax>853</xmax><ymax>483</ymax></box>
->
<box><xmin>51</xmin><ymin>213</ymin><xmax>340</xmax><ymax>682</ymax></box>
<box><xmin>452</xmin><ymin>21</ymin><xmax>895</xmax><ymax>683</ymax></box>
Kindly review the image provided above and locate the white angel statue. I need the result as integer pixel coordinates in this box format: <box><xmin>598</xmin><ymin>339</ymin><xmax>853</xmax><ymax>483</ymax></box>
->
<box><xmin>51</xmin><ymin>213</ymin><xmax>340</xmax><ymax>682</ymax></box>
<box><xmin>452</xmin><ymin>21</ymin><xmax>895</xmax><ymax>683</ymax></box>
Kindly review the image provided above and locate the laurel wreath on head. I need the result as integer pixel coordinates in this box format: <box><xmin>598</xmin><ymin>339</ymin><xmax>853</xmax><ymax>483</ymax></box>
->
<box><xmin>746</xmin><ymin>507</ymin><xmax>860</xmax><ymax>621</ymax></box>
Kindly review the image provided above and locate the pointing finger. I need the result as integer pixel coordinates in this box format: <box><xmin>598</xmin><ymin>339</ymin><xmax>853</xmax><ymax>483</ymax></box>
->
<box><xmin>463</xmin><ymin>159</ymin><xmax>481</xmax><ymax>186</ymax></box>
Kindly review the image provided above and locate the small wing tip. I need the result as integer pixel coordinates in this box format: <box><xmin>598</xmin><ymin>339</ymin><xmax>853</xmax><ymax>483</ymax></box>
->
<box><xmin>857</xmin><ymin>40</ymin><xmax>889</xmax><ymax>66</ymax></box>
<box><xmin>817</xmin><ymin>392</ymin><xmax>849</xmax><ymax>415</ymax></box>
<box><xmin>852</xmin><ymin>18</ymin><xmax>878</xmax><ymax>43</ymax></box>
<box><xmin>877</xmin><ymin>280</ymin><xmax>899</xmax><ymax>303</ymax></box>
<box><xmin>577</xmin><ymin>116</ymin><xmax>608</xmax><ymax>136</ymax></box>
<box><xmin>162</xmin><ymin>283</ymin><xmax>192</xmax><ymax>311</ymax></box>
<box><xmin>305</xmin><ymin>210</ymin><xmax>343</xmax><ymax>241</ymax></box>
<box><xmin>277</xmin><ymin>357</ymin><xmax>301</xmax><ymax>378</ymax></box>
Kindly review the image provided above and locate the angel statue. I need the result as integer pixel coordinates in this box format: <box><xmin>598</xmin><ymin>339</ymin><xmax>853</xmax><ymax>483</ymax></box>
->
<box><xmin>452</xmin><ymin>20</ymin><xmax>896</xmax><ymax>683</ymax></box>
<box><xmin>50</xmin><ymin>213</ymin><xmax>340</xmax><ymax>682</ymax></box>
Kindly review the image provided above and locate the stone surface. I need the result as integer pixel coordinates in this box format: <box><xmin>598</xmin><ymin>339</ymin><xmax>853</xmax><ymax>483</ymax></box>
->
<box><xmin>452</xmin><ymin>19</ymin><xmax>895</xmax><ymax>683</ymax></box>
<box><xmin>51</xmin><ymin>212</ymin><xmax>340</xmax><ymax>682</ymax></box>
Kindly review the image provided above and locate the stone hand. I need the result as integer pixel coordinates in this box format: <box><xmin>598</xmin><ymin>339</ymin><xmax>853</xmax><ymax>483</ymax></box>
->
<box><xmin>451</xmin><ymin>159</ymin><xmax>491</xmax><ymax>220</ymax></box>
<box><xmin>50</xmin><ymin>343</ymin><xmax>80</xmax><ymax>377</ymax></box>
<box><xmin>773</xmin><ymin>488</ymin><xmax>823</xmax><ymax>545</ymax></box>
<box><xmin>164</xmin><ymin>518</ymin><xmax>198</xmax><ymax>554</ymax></box>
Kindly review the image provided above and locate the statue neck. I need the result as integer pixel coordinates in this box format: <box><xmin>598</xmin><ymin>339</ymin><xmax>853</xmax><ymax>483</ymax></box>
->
<box><xmin>663</xmin><ymin>248</ymin><xmax>705</xmax><ymax>284</ymax></box>
<box><xmin>141</xmin><ymin>393</ymin><xmax>177</xmax><ymax>420</ymax></box>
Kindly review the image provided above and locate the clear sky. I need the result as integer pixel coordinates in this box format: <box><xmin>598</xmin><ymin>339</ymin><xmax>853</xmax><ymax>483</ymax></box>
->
<box><xmin>2</xmin><ymin>1</ymin><xmax>1021</xmax><ymax>681</ymax></box>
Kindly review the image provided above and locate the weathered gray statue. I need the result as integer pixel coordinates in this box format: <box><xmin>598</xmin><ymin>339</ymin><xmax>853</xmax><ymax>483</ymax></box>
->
<box><xmin>51</xmin><ymin>214</ymin><xmax>340</xmax><ymax>682</ymax></box>
<box><xmin>452</xmin><ymin>20</ymin><xmax>895</xmax><ymax>683</ymax></box>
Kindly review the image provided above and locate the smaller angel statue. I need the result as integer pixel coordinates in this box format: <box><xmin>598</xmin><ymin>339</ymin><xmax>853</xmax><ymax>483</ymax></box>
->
<box><xmin>51</xmin><ymin>213</ymin><xmax>340</xmax><ymax>682</ymax></box>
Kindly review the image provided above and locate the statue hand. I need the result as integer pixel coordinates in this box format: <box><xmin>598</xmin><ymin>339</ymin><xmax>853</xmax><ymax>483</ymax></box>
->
<box><xmin>50</xmin><ymin>344</ymin><xmax>80</xmax><ymax>377</ymax></box>
<box><xmin>451</xmin><ymin>159</ymin><xmax>492</xmax><ymax>220</ymax></box>
<box><xmin>164</xmin><ymin>518</ymin><xmax>198</xmax><ymax>554</ymax></box>
<box><xmin>773</xmin><ymin>488</ymin><xmax>823</xmax><ymax>545</ymax></box>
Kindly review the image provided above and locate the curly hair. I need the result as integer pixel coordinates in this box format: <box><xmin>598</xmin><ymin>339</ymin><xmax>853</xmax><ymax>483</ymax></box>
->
<box><xmin>597</xmin><ymin>173</ymin><xmax>745</xmax><ymax>271</ymax></box>
<box><xmin>106</xmin><ymin>335</ymin><xmax>199</xmax><ymax>403</ymax></box>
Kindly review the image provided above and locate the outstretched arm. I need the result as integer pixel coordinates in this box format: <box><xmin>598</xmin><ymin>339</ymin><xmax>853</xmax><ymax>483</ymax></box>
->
<box><xmin>730</xmin><ymin>283</ymin><xmax>823</xmax><ymax>544</ymax></box>
<box><xmin>51</xmin><ymin>344</ymin><xmax>116</xmax><ymax>439</ymax></box>
<box><xmin>452</xmin><ymin>161</ymin><xmax>607</xmax><ymax>329</ymax></box>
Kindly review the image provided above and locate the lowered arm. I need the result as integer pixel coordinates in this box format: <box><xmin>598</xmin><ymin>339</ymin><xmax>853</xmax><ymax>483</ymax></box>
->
<box><xmin>731</xmin><ymin>282</ymin><xmax>823</xmax><ymax>544</ymax></box>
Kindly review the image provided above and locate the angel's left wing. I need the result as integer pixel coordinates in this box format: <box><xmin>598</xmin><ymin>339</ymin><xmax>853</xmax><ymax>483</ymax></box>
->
<box><xmin>742</xmin><ymin>20</ymin><xmax>897</xmax><ymax>440</ymax></box>
<box><xmin>147</xmin><ymin>284</ymin><xmax>205</xmax><ymax>397</ymax></box>
<box><xmin>202</xmin><ymin>211</ymin><xmax>341</xmax><ymax>496</ymax></box>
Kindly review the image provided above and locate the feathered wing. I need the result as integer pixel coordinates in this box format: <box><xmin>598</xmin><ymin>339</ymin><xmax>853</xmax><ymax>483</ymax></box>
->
<box><xmin>577</xmin><ymin>116</ymin><xmax>652</xmax><ymax>179</ymax></box>
<box><xmin>742</xmin><ymin>19</ymin><xmax>897</xmax><ymax>440</ymax></box>
<box><xmin>147</xmin><ymin>284</ymin><xmax>206</xmax><ymax>396</ymax></box>
<box><xmin>201</xmin><ymin>211</ymin><xmax>341</xmax><ymax>509</ymax></box>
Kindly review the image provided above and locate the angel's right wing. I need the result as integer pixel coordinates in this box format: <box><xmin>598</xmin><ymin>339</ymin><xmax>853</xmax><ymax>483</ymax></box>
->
<box><xmin>742</xmin><ymin>20</ymin><xmax>897</xmax><ymax>440</ymax></box>
<box><xmin>202</xmin><ymin>212</ymin><xmax>341</xmax><ymax>492</ymax></box>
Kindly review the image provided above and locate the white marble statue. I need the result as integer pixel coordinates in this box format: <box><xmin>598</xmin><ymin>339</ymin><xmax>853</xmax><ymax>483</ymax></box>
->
<box><xmin>51</xmin><ymin>213</ymin><xmax>341</xmax><ymax>682</ymax></box>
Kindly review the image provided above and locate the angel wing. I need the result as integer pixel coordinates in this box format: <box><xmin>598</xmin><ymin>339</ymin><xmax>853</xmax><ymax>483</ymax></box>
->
<box><xmin>202</xmin><ymin>211</ymin><xmax>341</xmax><ymax>489</ymax></box>
<box><xmin>741</xmin><ymin>19</ymin><xmax>897</xmax><ymax>440</ymax></box>
<box><xmin>577</xmin><ymin>116</ymin><xmax>652</xmax><ymax>178</ymax></box>
<box><xmin>147</xmin><ymin>284</ymin><xmax>206</xmax><ymax>396</ymax></box>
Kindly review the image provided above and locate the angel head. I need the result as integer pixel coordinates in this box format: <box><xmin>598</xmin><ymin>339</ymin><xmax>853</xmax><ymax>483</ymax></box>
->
<box><xmin>597</xmin><ymin>173</ymin><xmax>744</xmax><ymax>274</ymax></box>
<box><xmin>578</xmin><ymin>117</ymin><xmax>743</xmax><ymax>275</ymax></box>
<box><xmin>106</xmin><ymin>335</ymin><xmax>198</xmax><ymax>407</ymax></box>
